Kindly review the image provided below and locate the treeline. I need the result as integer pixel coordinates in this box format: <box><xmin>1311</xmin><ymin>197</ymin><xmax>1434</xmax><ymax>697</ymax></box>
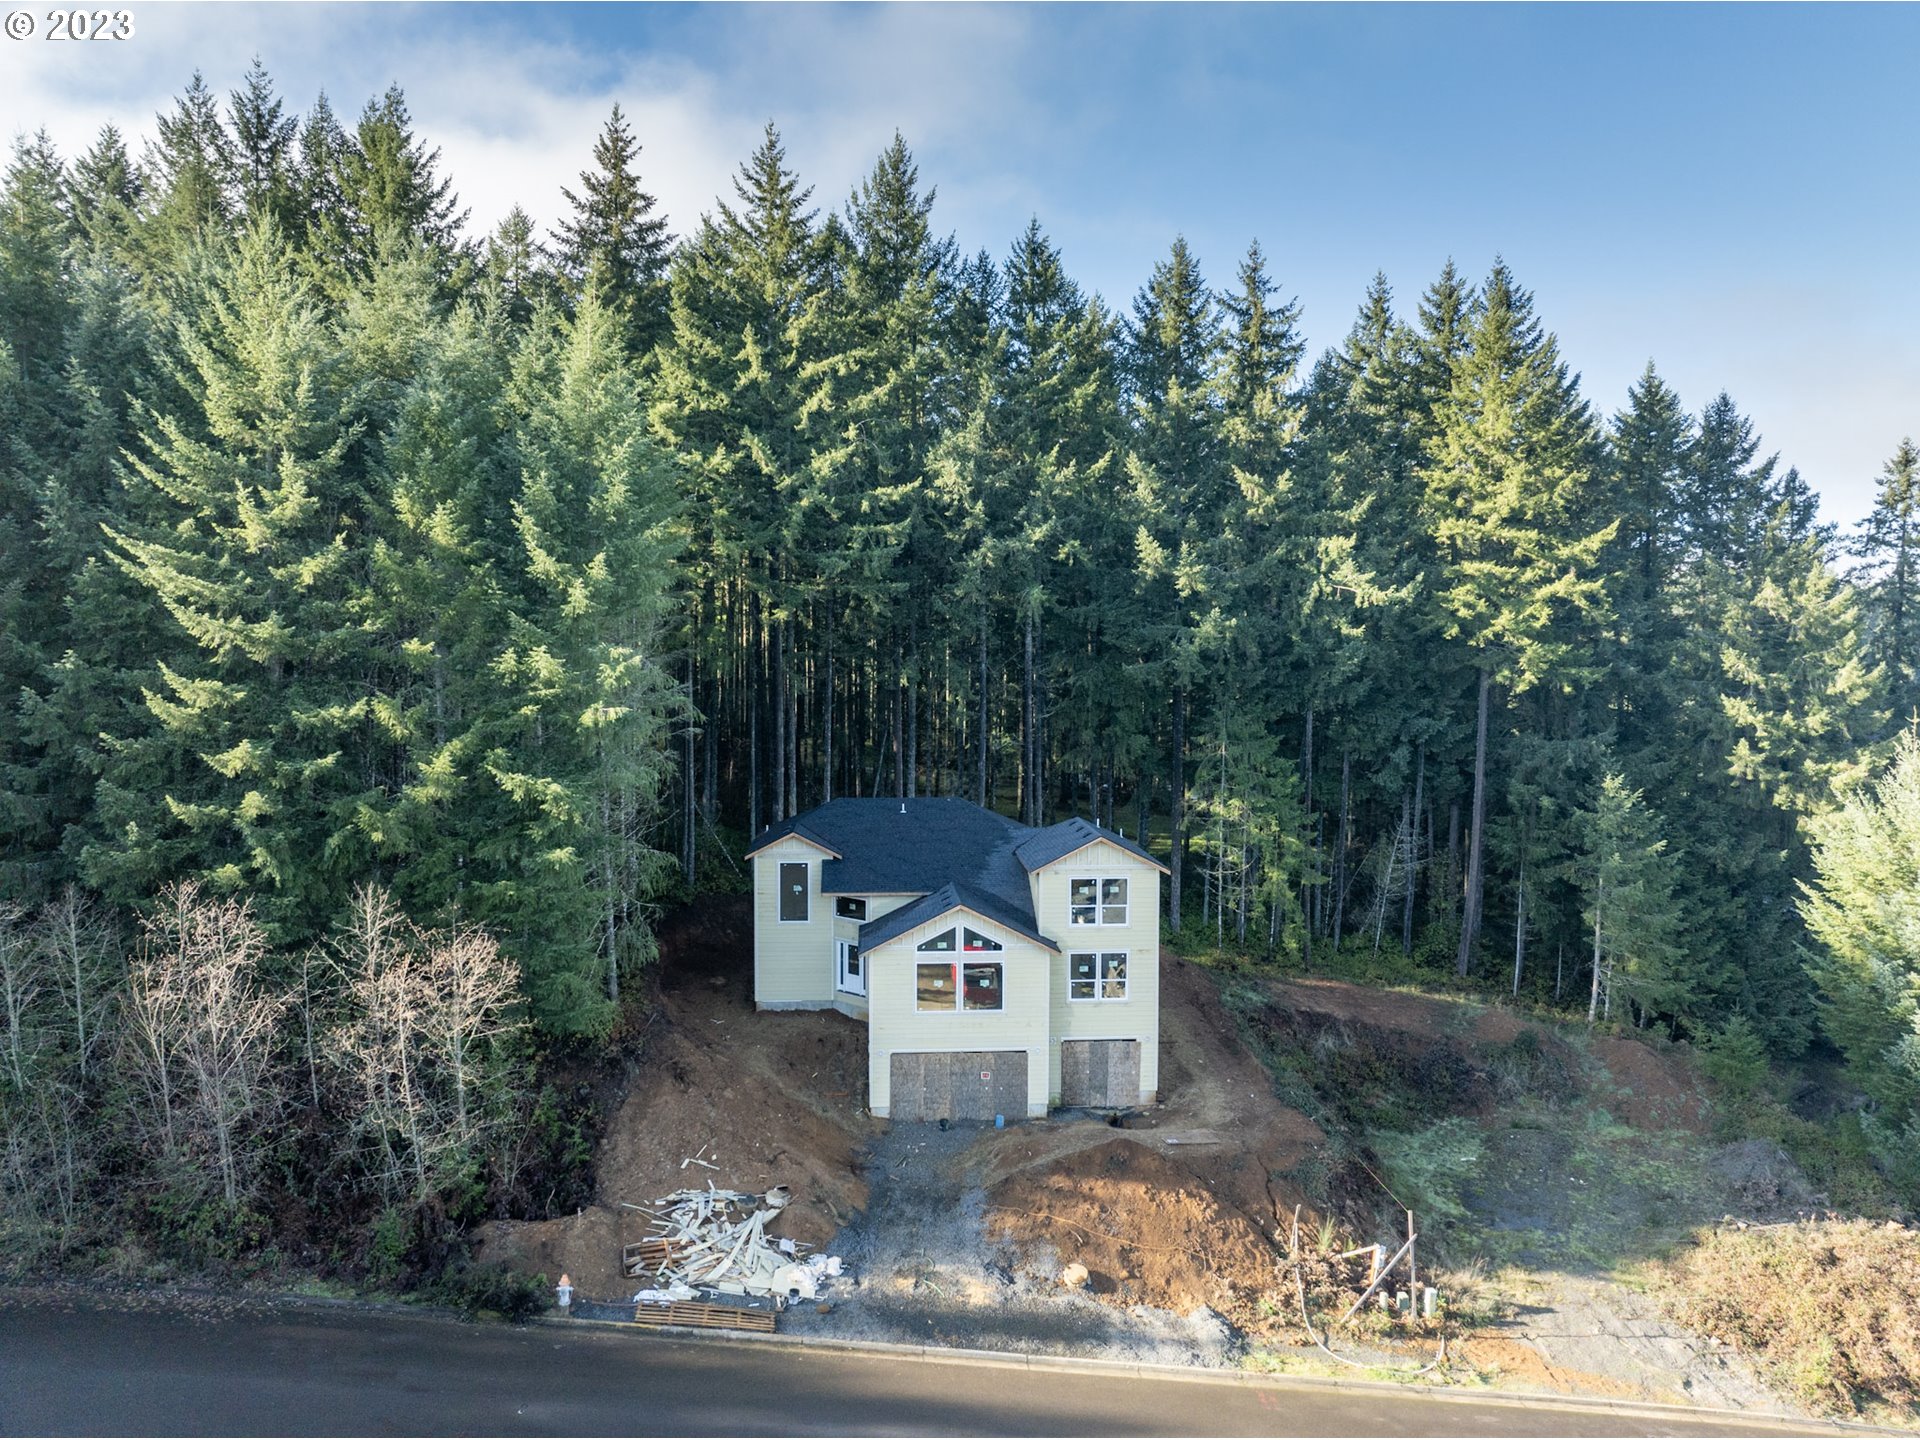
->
<box><xmin>3</xmin><ymin>67</ymin><xmax>1919</xmax><ymax>1146</ymax></box>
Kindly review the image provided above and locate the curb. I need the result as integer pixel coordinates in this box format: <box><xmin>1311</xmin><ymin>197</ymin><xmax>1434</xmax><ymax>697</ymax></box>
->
<box><xmin>536</xmin><ymin>1312</ymin><xmax>1882</xmax><ymax>1435</ymax></box>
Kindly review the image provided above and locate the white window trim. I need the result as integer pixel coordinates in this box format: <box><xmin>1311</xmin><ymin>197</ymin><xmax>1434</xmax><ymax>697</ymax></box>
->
<box><xmin>777</xmin><ymin>861</ymin><xmax>810</xmax><ymax>923</ymax></box>
<box><xmin>914</xmin><ymin>958</ymin><xmax>1006</xmax><ymax>1013</ymax></box>
<box><xmin>1068</xmin><ymin>875</ymin><xmax>1130</xmax><ymax>927</ymax></box>
<box><xmin>1067</xmin><ymin>950</ymin><xmax>1130</xmax><ymax>1003</ymax></box>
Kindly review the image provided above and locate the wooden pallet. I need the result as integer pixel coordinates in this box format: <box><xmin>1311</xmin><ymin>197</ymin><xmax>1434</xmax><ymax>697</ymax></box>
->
<box><xmin>630</xmin><ymin>1300</ymin><xmax>776</xmax><ymax>1333</ymax></box>
<box><xmin>623</xmin><ymin>1238</ymin><xmax>697</xmax><ymax>1276</ymax></box>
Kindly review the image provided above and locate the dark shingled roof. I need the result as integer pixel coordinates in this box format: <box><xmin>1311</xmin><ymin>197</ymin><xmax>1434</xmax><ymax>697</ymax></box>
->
<box><xmin>1013</xmin><ymin>816</ymin><xmax>1167</xmax><ymax>874</ymax></box>
<box><xmin>857</xmin><ymin>882</ymin><xmax>1059</xmax><ymax>954</ymax></box>
<box><xmin>750</xmin><ymin>797</ymin><xmax>1156</xmax><ymax>950</ymax></box>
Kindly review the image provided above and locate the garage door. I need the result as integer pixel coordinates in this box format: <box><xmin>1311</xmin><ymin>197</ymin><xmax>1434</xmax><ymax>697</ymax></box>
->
<box><xmin>1060</xmin><ymin>1039</ymin><xmax>1141</xmax><ymax>1108</ymax></box>
<box><xmin>889</xmin><ymin>1051</ymin><xmax>1027</xmax><ymax>1122</ymax></box>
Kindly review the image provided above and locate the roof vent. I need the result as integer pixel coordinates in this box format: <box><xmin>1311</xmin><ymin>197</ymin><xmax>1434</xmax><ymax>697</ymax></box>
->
<box><xmin>899</xmin><ymin>802</ymin><xmax>906</xmax><ymax>815</ymax></box>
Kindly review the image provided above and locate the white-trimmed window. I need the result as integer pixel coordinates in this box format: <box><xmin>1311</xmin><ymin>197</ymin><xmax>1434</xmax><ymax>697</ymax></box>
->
<box><xmin>916</xmin><ymin>962</ymin><xmax>956</xmax><ymax>1010</ymax></box>
<box><xmin>836</xmin><ymin>896</ymin><xmax>867</xmax><ymax>920</ymax></box>
<box><xmin>916</xmin><ymin>960</ymin><xmax>1004</xmax><ymax>1012</ymax></box>
<box><xmin>962</xmin><ymin>927</ymin><xmax>1002</xmax><ymax>952</ymax></box>
<box><xmin>962</xmin><ymin>962</ymin><xmax>1003</xmax><ymax>1010</ymax></box>
<box><xmin>1069</xmin><ymin>951</ymin><xmax>1128</xmax><ymax>1001</ymax></box>
<box><xmin>778</xmin><ymin>862</ymin><xmax>809</xmax><ymax>922</ymax></box>
<box><xmin>1069</xmin><ymin>876</ymin><xmax>1128</xmax><ymax>926</ymax></box>
<box><xmin>916</xmin><ymin>927</ymin><xmax>957</xmax><ymax>953</ymax></box>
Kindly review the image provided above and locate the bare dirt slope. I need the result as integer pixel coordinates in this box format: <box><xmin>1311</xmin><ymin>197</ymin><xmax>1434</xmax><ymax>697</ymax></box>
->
<box><xmin>473</xmin><ymin>898</ymin><xmax>879</xmax><ymax>1300</ymax></box>
<box><xmin>473</xmin><ymin>905</ymin><xmax>1807</xmax><ymax>1415</ymax></box>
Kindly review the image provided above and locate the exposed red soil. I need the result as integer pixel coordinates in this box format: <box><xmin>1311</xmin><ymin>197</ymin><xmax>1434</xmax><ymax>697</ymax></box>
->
<box><xmin>1274</xmin><ymin>974</ymin><xmax>1530</xmax><ymax>1048</ymax></box>
<box><xmin>979</xmin><ymin>955</ymin><xmax>1323</xmax><ymax>1332</ymax></box>
<box><xmin>474</xmin><ymin>897</ymin><xmax>879</xmax><ymax>1302</ymax></box>
<box><xmin>1591</xmin><ymin>1036</ymin><xmax>1711</xmax><ymax>1133</ymax></box>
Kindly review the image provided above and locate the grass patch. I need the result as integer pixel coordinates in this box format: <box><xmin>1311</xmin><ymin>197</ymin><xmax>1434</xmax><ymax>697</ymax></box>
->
<box><xmin>1655</xmin><ymin>1219</ymin><xmax>1920</xmax><ymax>1423</ymax></box>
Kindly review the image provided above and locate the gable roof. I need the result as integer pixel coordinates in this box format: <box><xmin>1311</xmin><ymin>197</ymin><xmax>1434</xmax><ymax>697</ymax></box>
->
<box><xmin>858</xmin><ymin>882</ymin><xmax>1059</xmax><ymax>954</ymax></box>
<box><xmin>750</xmin><ymin>798</ymin><xmax>1162</xmax><ymax>939</ymax></box>
<box><xmin>1013</xmin><ymin>817</ymin><xmax>1169</xmax><ymax>875</ymax></box>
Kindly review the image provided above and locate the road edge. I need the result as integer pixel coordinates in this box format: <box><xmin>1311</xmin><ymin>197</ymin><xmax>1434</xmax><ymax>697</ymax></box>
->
<box><xmin>537</xmin><ymin>1311</ymin><xmax>1878</xmax><ymax>1436</ymax></box>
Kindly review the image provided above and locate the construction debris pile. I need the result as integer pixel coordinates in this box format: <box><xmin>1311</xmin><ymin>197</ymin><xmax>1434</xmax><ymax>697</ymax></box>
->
<box><xmin>623</xmin><ymin>1178</ymin><xmax>845</xmax><ymax>1310</ymax></box>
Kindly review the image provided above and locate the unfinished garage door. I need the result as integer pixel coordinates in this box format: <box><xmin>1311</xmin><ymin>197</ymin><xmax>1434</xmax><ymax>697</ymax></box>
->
<box><xmin>1059</xmin><ymin>1039</ymin><xmax>1142</xmax><ymax>1108</ymax></box>
<box><xmin>889</xmin><ymin>1051</ymin><xmax>1027</xmax><ymax>1122</ymax></box>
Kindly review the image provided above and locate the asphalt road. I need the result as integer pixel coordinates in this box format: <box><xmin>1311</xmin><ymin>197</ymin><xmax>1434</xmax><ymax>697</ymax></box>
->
<box><xmin>0</xmin><ymin>1299</ymin><xmax>1835</xmax><ymax>1438</ymax></box>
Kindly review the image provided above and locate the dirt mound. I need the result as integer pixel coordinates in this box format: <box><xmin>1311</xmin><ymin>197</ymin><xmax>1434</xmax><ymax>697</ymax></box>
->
<box><xmin>1707</xmin><ymin>1140</ymin><xmax>1816</xmax><ymax>1213</ymax></box>
<box><xmin>1592</xmin><ymin>1035</ymin><xmax>1710</xmax><ymax>1133</ymax></box>
<box><xmin>977</xmin><ymin>956</ymin><xmax>1322</xmax><ymax>1332</ymax></box>
<box><xmin>988</xmin><ymin>1135</ymin><xmax>1298</xmax><ymax>1327</ymax></box>
<box><xmin>474</xmin><ymin>897</ymin><xmax>879</xmax><ymax>1301</ymax></box>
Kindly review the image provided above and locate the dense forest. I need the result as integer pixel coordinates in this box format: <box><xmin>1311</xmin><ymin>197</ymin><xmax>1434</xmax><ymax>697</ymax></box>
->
<box><xmin>3</xmin><ymin>65</ymin><xmax>1917</xmax><ymax>1266</ymax></box>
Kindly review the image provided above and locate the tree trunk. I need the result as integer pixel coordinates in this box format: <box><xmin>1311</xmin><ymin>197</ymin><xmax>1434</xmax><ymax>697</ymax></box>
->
<box><xmin>1511</xmin><ymin>865</ymin><xmax>1527</xmax><ymax>998</ymax></box>
<box><xmin>823</xmin><ymin>631</ymin><xmax>835</xmax><ymax>804</ymax></box>
<box><xmin>772</xmin><ymin>614</ymin><xmax>787</xmax><ymax>825</ymax></box>
<box><xmin>1169</xmin><ymin>686</ymin><xmax>1186</xmax><ymax>932</ymax></box>
<box><xmin>1455</xmin><ymin>667</ymin><xmax>1491</xmax><ymax>976</ymax></box>
<box><xmin>748</xmin><ymin>597</ymin><xmax>762</xmax><ymax>837</ymax></box>
<box><xmin>1022</xmin><ymin>617</ymin><xmax>1036</xmax><ymax>825</ymax></box>
<box><xmin>1403</xmin><ymin>741</ymin><xmax>1424</xmax><ymax>955</ymax></box>
<box><xmin>976</xmin><ymin>607</ymin><xmax>988</xmax><ymax>807</ymax></box>
<box><xmin>891</xmin><ymin>633</ymin><xmax>905</xmax><ymax>799</ymax></box>
<box><xmin>682</xmin><ymin>657</ymin><xmax>696</xmax><ymax>885</ymax></box>
<box><xmin>1587</xmin><ymin>876</ymin><xmax>1604</xmax><ymax>1024</ymax></box>
<box><xmin>1332</xmin><ymin>749</ymin><xmax>1352</xmax><ymax>950</ymax></box>
<box><xmin>1301</xmin><ymin>704</ymin><xmax>1314</xmax><ymax>966</ymax></box>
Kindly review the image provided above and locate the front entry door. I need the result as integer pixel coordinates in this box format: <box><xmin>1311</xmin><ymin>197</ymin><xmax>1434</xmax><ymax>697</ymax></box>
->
<box><xmin>836</xmin><ymin>939</ymin><xmax>864</xmax><ymax>996</ymax></box>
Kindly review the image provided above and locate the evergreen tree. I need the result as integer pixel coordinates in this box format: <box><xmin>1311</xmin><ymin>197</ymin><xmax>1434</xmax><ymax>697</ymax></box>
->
<box><xmin>228</xmin><ymin>59</ymin><xmax>301</xmax><ymax>235</ymax></box>
<box><xmin>1126</xmin><ymin>236</ymin><xmax>1223</xmax><ymax>926</ymax></box>
<box><xmin>551</xmin><ymin>104</ymin><xmax>673</xmax><ymax>356</ymax></box>
<box><xmin>141</xmin><ymin>72</ymin><xmax>235</xmax><ymax>260</ymax></box>
<box><xmin>1422</xmin><ymin>261</ymin><xmax>1612</xmax><ymax>975</ymax></box>
<box><xmin>1799</xmin><ymin>729</ymin><xmax>1920</xmax><ymax>1173</ymax></box>
<box><xmin>88</xmin><ymin>218</ymin><xmax>369</xmax><ymax>937</ymax></box>
<box><xmin>1580</xmin><ymin>773</ymin><xmax>1684</xmax><ymax>1026</ymax></box>
<box><xmin>1853</xmin><ymin>437</ymin><xmax>1920</xmax><ymax>721</ymax></box>
<box><xmin>334</xmin><ymin>85</ymin><xmax>468</xmax><ymax>276</ymax></box>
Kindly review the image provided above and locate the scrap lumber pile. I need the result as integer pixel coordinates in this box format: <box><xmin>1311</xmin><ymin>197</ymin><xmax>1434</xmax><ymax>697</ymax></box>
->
<box><xmin>623</xmin><ymin>1177</ymin><xmax>844</xmax><ymax>1310</ymax></box>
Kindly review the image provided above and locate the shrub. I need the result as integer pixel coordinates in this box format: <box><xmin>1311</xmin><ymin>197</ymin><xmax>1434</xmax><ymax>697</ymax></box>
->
<box><xmin>434</xmin><ymin>1259</ymin><xmax>550</xmax><ymax>1322</ymax></box>
<box><xmin>1659</xmin><ymin>1219</ymin><xmax>1920</xmax><ymax>1421</ymax></box>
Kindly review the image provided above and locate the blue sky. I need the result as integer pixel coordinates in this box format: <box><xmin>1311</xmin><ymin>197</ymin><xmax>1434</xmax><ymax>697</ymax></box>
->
<box><xmin>3</xmin><ymin>2</ymin><xmax>1914</xmax><ymax>526</ymax></box>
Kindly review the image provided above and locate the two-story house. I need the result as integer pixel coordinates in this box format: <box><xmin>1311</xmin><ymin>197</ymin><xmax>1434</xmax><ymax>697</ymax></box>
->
<box><xmin>747</xmin><ymin>797</ymin><xmax>1166</xmax><ymax>1122</ymax></box>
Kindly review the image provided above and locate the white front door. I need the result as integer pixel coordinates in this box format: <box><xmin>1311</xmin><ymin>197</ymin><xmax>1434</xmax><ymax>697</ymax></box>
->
<box><xmin>836</xmin><ymin>939</ymin><xmax>864</xmax><ymax>996</ymax></box>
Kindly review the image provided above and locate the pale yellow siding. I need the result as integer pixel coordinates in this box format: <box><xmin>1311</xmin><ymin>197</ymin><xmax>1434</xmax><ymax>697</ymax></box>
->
<box><xmin>750</xmin><ymin>837</ymin><xmax>837</xmax><ymax>1007</ymax></box>
<box><xmin>1028</xmin><ymin>841</ymin><xmax>1163</xmax><ymax>1105</ymax></box>
<box><xmin>866</xmin><ymin>909</ymin><xmax>1051</xmax><ymax>1118</ymax></box>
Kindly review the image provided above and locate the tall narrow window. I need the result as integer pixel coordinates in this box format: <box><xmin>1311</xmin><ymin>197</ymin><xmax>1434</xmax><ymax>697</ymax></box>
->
<box><xmin>778</xmin><ymin>862</ymin><xmax>808</xmax><ymax>922</ymax></box>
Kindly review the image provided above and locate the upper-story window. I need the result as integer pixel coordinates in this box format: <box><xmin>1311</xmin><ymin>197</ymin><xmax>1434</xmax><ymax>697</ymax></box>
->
<box><xmin>778</xmin><ymin>862</ymin><xmax>809</xmax><ymax>922</ymax></box>
<box><xmin>1069</xmin><ymin>876</ymin><xmax>1128</xmax><ymax>926</ymax></box>
<box><xmin>916</xmin><ymin>927</ymin><xmax>957</xmax><ymax>952</ymax></box>
<box><xmin>962</xmin><ymin>927</ymin><xmax>1002</xmax><ymax>952</ymax></box>
<box><xmin>836</xmin><ymin>896</ymin><xmax>867</xmax><ymax>920</ymax></box>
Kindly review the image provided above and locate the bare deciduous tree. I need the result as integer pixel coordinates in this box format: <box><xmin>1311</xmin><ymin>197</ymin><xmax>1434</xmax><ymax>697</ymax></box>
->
<box><xmin>123</xmin><ymin>883</ymin><xmax>288</xmax><ymax>1208</ymax></box>
<box><xmin>327</xmin><ymin>885</ymin><xmax>525</xmax><ymax>1203</ymax></box>
<box><xmin>36</xmin><ymin>887</ymin><xmax>119</xmax><ymax>1083</ymax></box>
